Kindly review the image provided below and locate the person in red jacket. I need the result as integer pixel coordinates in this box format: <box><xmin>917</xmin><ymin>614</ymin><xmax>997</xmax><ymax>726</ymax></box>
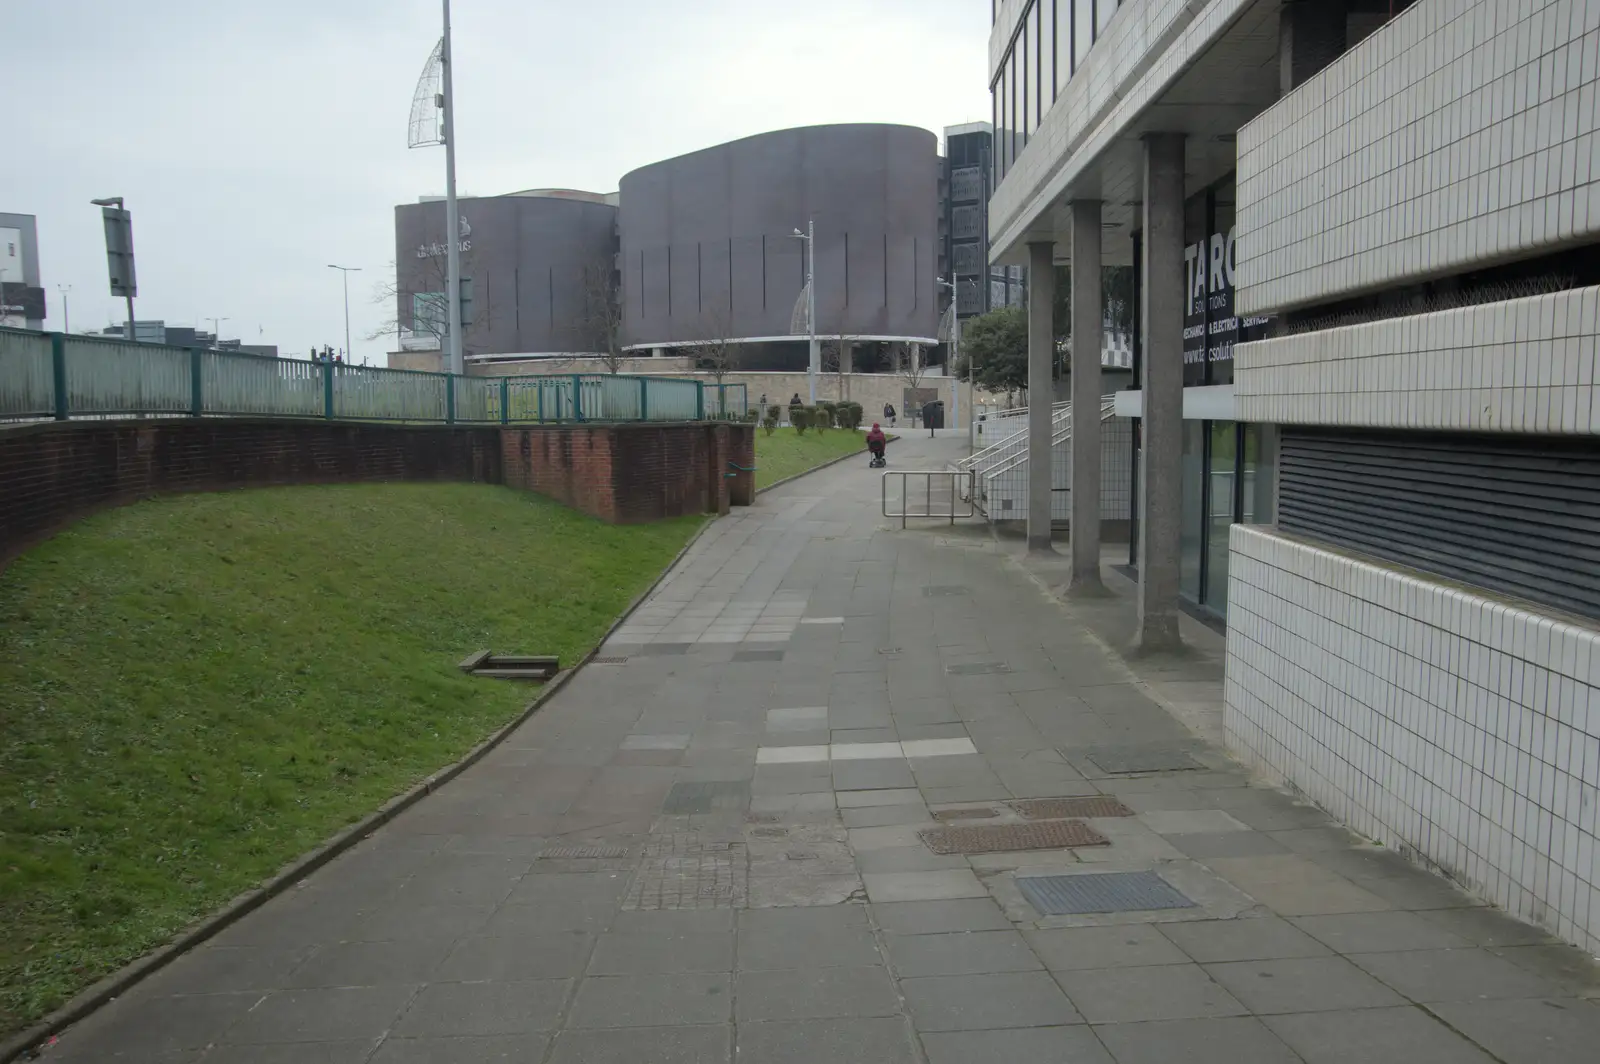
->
<box><xmin>866</xmin><ymin>422</ymin><xmax>888</xmax><ymax>465</ymax></box>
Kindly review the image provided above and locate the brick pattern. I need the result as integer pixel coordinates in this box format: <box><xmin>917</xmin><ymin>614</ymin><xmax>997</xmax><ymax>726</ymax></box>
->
<box><xmin>1</xmin><ymin>418</ymin><xmax>755</xmax><ymax>566</ymax></box>
<box><xmin>1235</xmin><ymin>283</ymin><xmax>1600</xmax><ymax>433</ymax></box>
<box><xmin>1225</xmin><ymin>523</ymin><xmax>1600</xmax><ymax>954</ymax></box>
<box><xmin>0</xmin><ymin>419</ymin><xmax>502</xmax><ymax>569</ymax></box>
<box><xmin>501</xmin><ymin>422</ymin><xmax>755</xmax><ymax>524</ymax></box>
<box><xmin>1237</xmin><ymin>0</ymin><xmax>1600</xmax><ymax>315</ymax></box>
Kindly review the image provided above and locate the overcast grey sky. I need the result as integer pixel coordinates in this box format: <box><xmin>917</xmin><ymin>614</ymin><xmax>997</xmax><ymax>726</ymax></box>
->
<box><xmin>10</xmin><ymin>0</ymin><xmax>990</xmax><ymax>363</ymax></box>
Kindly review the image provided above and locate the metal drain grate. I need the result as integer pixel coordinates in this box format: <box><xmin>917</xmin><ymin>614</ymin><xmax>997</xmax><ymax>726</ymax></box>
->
<box><xmin>591</xmin><ymin>656</ymin><xmax>630</xmax><ymax>665</ymax></box>
<box><xmin>919</xmin><ymin>820</ymin><xmax>1108</xmax><ymax>855</ymax></box>
<box><xmin>1016</xmin><ymin>871</ymin><xmax>1197</xmax><ymax>915</ymax></box>
<box><xmin>662</xmin><ymin>780</ymin><xmax>751</xmax><ymax>815</ymax></box>
<box><xmin>946</xmin><ymin>661</ymin><xmax>1012</xmax><ymax>676</ymax></box>
<box><xmin>932</xmin><ymin>807</ymin><xmax>1000</xmax><ymax>821</ymax></box>
<box><xmin>537</xmin><ymin>845</ymin><xmax>631</xmax><ymax>860</ymax></box>
<box><xmin>878</xmin><ymin>647</ymin><xmax>902</xmax><ymax>655</ymax></box>
<box><xmin>733</xmin><ymin>649</ymin><xmax>785</xmax><ymax>662</ymax></box>
<box><xmin>923</xmin><ymin>586</ymin><xmax>970</xmax><ymax>597</ymax></box>
<box><xmin>1085</xmin><ymin>746</ymin><xmax>1203</xmax><ymax>774</ymax></box>
<box><xmin>1010</xmin><ymin>797</ymin><xmax>1136</xmax><ymax>820</ymax></box>
<box><xmin>749</xmin><ymin>827</ymin><xmax>789</xmax><ymax>838</ymax></box>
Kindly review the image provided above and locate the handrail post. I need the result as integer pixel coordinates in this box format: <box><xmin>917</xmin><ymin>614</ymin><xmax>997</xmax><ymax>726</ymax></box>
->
<box><xmin>695</xmin><ymin>381</ymin><xmax>705</xmax><ymax>421</ymax></box>
<box><xmin>50</xmin><ymin>332</ymin><xmax>68</xmax><ymax>421</ymax></box>
<box><xmin>639</xmin><ymin>377</ymin><xmax>648</xmax><ymax>421</ymax></box>
<box><xmin>446</xmin><ymin>374</ymin><xmax>456</xmax><ymax>424</ymax></box>
<box><xmin>189</xmin><ymin>348</ymin><xmax>204</xmax><ymax>417</ymax></box>
<box><xmin>537</xmin><ymin>381</ymin><xmax>545</xmax><ymax>422</ymax></box>
<box><xmin>323</xmin><ymin>360</ymin><xmax>334</xmax><ymax>419</ymax></box>
<box><xmin>499</xmin><ymin>377</ymin><xmax>509</xmax><ymax>424</ymax></box>
<box><xmin>571</xmin><ymin>374</ymin><xmax>583</xmax><ymax>421</ymax></box>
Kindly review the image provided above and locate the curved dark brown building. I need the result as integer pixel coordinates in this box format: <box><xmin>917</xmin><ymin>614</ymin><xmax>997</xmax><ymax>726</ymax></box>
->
<box><xmin>618</xmin><ymin>124</ymin><xmax>940</xmax><ymax>356</ymax></box>
<box><xmin>393</xmin><ymin>189</ymin><xmax>618</xmax><ymax>358</ymax></box>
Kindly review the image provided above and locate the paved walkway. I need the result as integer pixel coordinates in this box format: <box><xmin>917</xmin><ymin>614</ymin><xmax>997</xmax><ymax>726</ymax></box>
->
<box><xmin>45</xmin><ymin>436</ymin><xmax>1600</xmax><ymax>1063</ymax></box>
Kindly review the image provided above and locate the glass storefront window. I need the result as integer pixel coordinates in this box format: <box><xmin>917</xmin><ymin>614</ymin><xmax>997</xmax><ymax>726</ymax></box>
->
<box><xmin>1180</xmin><ymin>420</ymin><xmax>1204</xmax><ymax>600</ymax></box>
<box><xmin>1206</xmin><ymin>421</ymin><xmax>1237</xmax><ymax>611</ymax></box>
<box><xmin>1021</xmin><ymin>21</ymin><xmax>1031</xmax><ymax>143</ymax></box>
<box><xmin>1242</xmin><ymin>423</ymin><xmax>1275</xmax><ymax>525</ymax></box>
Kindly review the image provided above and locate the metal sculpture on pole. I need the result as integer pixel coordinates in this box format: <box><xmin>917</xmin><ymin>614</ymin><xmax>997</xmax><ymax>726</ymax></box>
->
<box><xmin>407</xmin><ymin>4</ymin><xmax>464</xmax><ymax>375</ymax></box>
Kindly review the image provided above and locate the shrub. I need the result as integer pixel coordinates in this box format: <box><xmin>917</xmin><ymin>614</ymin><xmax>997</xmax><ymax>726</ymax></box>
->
<box><xmin>815</xmin><ymin>403</ymin><xmax>836</xmax><ymax>430</ymax></box>
<box><xmin>761</xmin><ymin>412</ymin><xmax>778</xmax><ymax>436</ymax></box>
<box><xmin>837</xmin><ymin>402</ymin><xmax>863</xmax><ymax>430</ymax></box>
<box><xmin>789</xmin><ymin>405</ymin><xmax>811</xmax><ymax>434</ymax></box>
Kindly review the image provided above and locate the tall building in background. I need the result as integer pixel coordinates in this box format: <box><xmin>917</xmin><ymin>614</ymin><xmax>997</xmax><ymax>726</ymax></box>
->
<box><xmin>938</xmin><ymin>123</ymin><xmax>1023</xmax><ymax>326</ymax></box>
<box><xmin>0</xmin><ymin>213</ymin><xmax>44</xmax><ymax>330</ymax></box>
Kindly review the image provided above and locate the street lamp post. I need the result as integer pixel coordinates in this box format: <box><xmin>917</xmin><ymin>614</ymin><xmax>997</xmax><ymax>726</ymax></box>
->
<box><xmin>791</xmin><ymin>221</ymin><xmax>817</xmax><ymax>403</ymax></box>
<box><xmin>441</xmin><ymin>0</ymin><xmax>463</xmax><ymax>375</ymax></box>
<box><xmin>206</xmin><ymin>317</ymin><xmax>230</xmax><ymax>347</ymax></box>
<box><xmin>57</xmin><ymin>284</ymin><xmax>71</xmax><ymax>333</ymax></box>
<box><xmin>939</xmin><ymin>275</ymin><xmax>960</xmax><ymax>431</ymax></box>
<box><xmin>328</xmin><ymin>265</ymin><xmax>361</xmax><ymax>363</ymax></box>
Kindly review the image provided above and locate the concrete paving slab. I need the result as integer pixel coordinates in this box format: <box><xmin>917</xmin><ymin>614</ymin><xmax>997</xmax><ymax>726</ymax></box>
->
<box><xmin>1263</xmin><ymin>1006</ymin><xmax>1498</xmax><ymax>1064</ymax></box>
<box><xmin>1024</xmin><ymin>924</ymin><xmax>1192</xmax><ymax>970</ymax></box>
<box><xmin>900</xmin><ymin>971</ymin><xmax>1083</xmax><ymax>1031</ymax></box>
<box><xmin>1056</xmin><ymin>963</ymin><xmax>1248</xmax><ymax>1024</ymax></box>
<box><xmin>1092</xmin><ymin>1016</ymin><xmax>1301</xmax><ymax>1064</ymax></box>
<box><xmin>862</xmin><ymin>870</ymin><xmax>988</xmax><ymax>903</ymax></box>
<box><xmin>883</xmin><ymin>929</ymin><xmax>1043</xmax><ymax>977</ymax></box>
<box><xmin>546</xmin><ymin>1025</ymin><xmax>729</xmax><ymax>1064</ymax></box>
<box><xmin>735</xmin><ymin>1017</ymin><xmax>916</xmax><ymax>1064</ymax></box>
<box><xmin>1205</xmin><ymin>956</ymin><xmax>1407</xmax><ymax>1014</ymax></box>
<box><xmin>734</xmin><ymin>966</ymin><xmax>901</xmax><ymax>1021</ymax></box>
<box><xmin>921</xmin><ymin>1025</ymin><xmax>1113</xmax><ymax>1064</ymax></box>
<box><xmin>567</xmin><ymin>972</ymin><xmax>732</xmax><ymax>1028</ymax></box>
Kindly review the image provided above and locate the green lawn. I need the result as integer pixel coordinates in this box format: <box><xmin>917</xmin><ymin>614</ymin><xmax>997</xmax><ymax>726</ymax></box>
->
<box><xmin>754</xmin><ymin>428</ymin><xmax>871</xmax><ymax>489</ymax></box>
<box><xmin>0</xmin><ymin>484</ymin><xmax>701</xmax><ymax>1036</ymax></box>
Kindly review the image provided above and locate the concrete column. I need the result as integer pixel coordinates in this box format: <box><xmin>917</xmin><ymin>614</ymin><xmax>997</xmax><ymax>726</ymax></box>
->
<box><xmin>1138</xmin><ymin>133</ymin><xmax>1186</xmax><ymax>652</ymax></box>
<box><xmin>1280</xmin><ymin>0</ymin><xmax>1348</xmax><ymax>94</ymax></box>
<box><xmin>1027</xmin><ymin>241</ymin><xmax>1057</xmax><ymax>552</ymax></box>
<box><xmin>1069</xmin><ymin>200</ymin><xmax>1104</xmax><ymax>594</ymax></box>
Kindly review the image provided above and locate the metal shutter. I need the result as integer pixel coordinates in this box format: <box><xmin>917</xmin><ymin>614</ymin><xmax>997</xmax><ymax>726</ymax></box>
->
<box><xmin>1278</xmin><ymin>428</ymin><xmax>1600</xmax><ymax>621</ymax></box>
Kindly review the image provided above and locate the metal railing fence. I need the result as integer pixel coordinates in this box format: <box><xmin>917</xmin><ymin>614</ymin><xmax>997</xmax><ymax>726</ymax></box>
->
<box><xmin>0</xmin><ymin>326</ymin><xmax>730</xmax><ymax>427</ymax></box>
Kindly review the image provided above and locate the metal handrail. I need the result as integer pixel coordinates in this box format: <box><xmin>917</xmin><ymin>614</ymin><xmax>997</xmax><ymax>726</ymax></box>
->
<box><xmin>958</xmin><ymin>399</ymin><xmax>1073</xmax><ymax>472</ymax></box>
<box><xmin>981</xmin><ymin>399</ymin><xmax>1117</xmax><ymax>484</ymax></box>
<box><xmin>882</xmin><ymin>469</ymin><xmax>977</xmax><ymax>528</ymax></box>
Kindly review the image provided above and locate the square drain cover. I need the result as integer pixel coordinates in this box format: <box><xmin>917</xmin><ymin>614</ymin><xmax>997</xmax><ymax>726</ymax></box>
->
<box><xmin>592</xmin><ymin>656</ymin><xmax>629</xmax><ymax>665</ymax></box>
<box><xmin>919</xmin><ymin>820</ymin><xmax>1108</xmax><ymax>855</ymax></box>
<box><xmin>663</xmin><ymin>780</ymin><xmax>751</xmax><ymax>815</ymax></box>
<box><xmin>1010</xmin><ymin>797</ymin><xmax>1135</xmax><ymax>819</ymax></box>
<box><xmin>733</xmin><ymin>649</ymin><xmax>785</xmax><ymax>662</ymax></box>
<box><xmin>1017</xmin><ymin>871</ymin><xmax>1196</xmax><ymax>915</ymax></box>
<box><xmin>932</xmin><ymin>807</ymin><xmax>1000</xmax><ymax>821</ymax></box>
<box><xmin>537</xmin><ymin>845</ymin><xmax>631</xmax><ymax>860</ymax></box>
<box><xmin>635</xmin><ymin>643</ymin><xmax>693</xmax><ymax>656</ymax></box>
<box><xmin>946</xmin><ymin>661</ymin><xmax>1012</xmax><ymax>676</ymax></box>
<box><xmin>1086</xmin><ymin>746</ymin><xmax>1203</xmax><ymax>774</ymax></box>
<box><xmin>922</xmin><ymin>585</ymin><xmax>970</xmax><ymax>597</ymax></box>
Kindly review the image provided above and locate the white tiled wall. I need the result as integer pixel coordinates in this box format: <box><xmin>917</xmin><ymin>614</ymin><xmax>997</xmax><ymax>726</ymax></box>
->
<box><xmin>1237</xmin><ymin>0</ymin><xmax>1600</xmax><ymax>316</ymax></box>
<box><xmin>989</xmin><ymin>0</ymin><xmax>1252</xmax><ymax>256</ymax></box>
<box><xmin>1235</xmin><ymin>284</ymin><xmax>1600</xmax><ymax>433</ymax></box>
<box><xmin>1226</xmin><ymin>524</ymin><xmax>1600</xmax><ymax>953</ymax></box>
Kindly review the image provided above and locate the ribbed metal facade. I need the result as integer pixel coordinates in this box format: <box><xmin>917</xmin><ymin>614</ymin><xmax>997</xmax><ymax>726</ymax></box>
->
<box><xmin>1278</xmin><ymin>427</ymin><xmax>1600</xmax><ymax>621</ymax></box>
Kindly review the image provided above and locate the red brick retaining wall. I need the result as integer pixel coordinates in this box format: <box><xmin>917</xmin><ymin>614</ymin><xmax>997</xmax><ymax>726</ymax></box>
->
<box><xmin>0</xmin><ymin>418</ymin><xmax>755</xmax><ymax>567</ymax></box>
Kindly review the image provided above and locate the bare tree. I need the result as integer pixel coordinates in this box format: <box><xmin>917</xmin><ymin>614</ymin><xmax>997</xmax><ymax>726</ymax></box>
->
<box><xmin>366</xmin><ymin>251</ymin><xmax>492</xmax><ymax>360</ymax></box>
<box><xmin>578</xmin><ymin>256</ymin><xmax>626</xmax><ymax>374</ymax></box>
<box><xmin>695</xmin><ymin>303</ymin><xmax>742</xmax><ymax>386</ymax></box>
<box><xmin>821</xmin><ymin>334</ymin><xmax>858</xmax><ymax>400</ymax></box>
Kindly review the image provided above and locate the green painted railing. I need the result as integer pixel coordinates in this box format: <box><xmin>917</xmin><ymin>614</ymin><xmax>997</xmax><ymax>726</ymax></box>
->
<box><xmin>0</xmin><ymin>327</ymin><xmax>745</xmax><ymax>426</ymax></box>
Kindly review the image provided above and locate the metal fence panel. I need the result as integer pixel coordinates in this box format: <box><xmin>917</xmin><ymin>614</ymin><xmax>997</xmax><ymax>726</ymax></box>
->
<box><xmin>203</xmin><ymin>352</ymin><xmax>323</xmax><ymax>418</ymax></box>
<box><xmin>65</xmin><ymin>335</ymin><xmax>189</xmax><ymax>416</ymax></box>
<box><xmin>453</xmin><ymin>375</ymin><xmax>500</xmax><ymax>423</ymax></box>
<box><xmin>646</xmin><ymin>377</ymin><xmax>700</xmax><ymax>421</ymax></box>
<box><xmin>332</xmin><ymin>365</ymin><xmax>448</xmax><ymax>421</ymax></box>
<box><xmin>0</xmin><ymin>328</ymin><xmax>55</xmax><ymax>421</ymax></box>
<box><xmin>588</xmin><ymin>374</ymin><xmax>643</xmax><ymax>420</ymax></box>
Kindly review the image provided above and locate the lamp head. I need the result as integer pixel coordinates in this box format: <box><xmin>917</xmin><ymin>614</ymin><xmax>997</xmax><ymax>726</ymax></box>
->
<box><xmin>90</xmin><ymin>197</ymin><xmax>123</xmax><ymax>208</ymax></box>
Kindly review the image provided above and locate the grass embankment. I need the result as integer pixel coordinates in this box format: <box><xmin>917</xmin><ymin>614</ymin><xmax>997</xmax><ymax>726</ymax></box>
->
<box><xmin>0</xmin><ymin>484</ymin><xmax>701</xmax><ymax>1036</ymax></box>
<box><xmin>755</xmin><ymin>428</ymin><xmax>869</xmax><ymax>489</ymax></box>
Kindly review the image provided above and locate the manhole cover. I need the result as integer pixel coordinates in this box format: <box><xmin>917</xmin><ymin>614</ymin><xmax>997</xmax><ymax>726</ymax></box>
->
<box><xmin>635</xmin><ymin>643</ymin><xmax>692</xmax><ymax>656</ymax></box>
<box><xmin>537</xmin><ymin>845</ymin><xmax>630</xmax><ymax>860</ymax></box>
<box><xmin>946</xmin><ymin>661</ymin><xmax>1012</xmax><ymax>676</ymax></box>
<box><xmin>1017</xmin><ymin>871</ymin><xmax>1196</xmax><ymax>915</ymax></box>
<box><xmin>733</xmin><ymin>649</ymin><xmax>785</xmax><ymax>662</ymax></box>
<box><xmin>918</xmin><ymin>820</ymin><xmax>1109</xmax><ymax>855</ymax></box>
<box><xmin>663</xmin><ymin>780</ymin><xmax>751</xmax><ymax>815</ymax></box>
<box><xmin>1086</xmin><ymin>746</ymin><xmax>1203</xmax><ymax>774</ymax></box>
<box><xmin>932</xmin><ymin>807</ymin><xmax>999</xmax><ymax>821</ymax></box>
<box><xmin>923</xmin><ymin>586</ymin><xmax>970</xmax><ymax>597</ymax></box>
<box><xmin>1010</xmin><ymin>797</ymin><xmax>1135</xmax><ymax>819</ymax></box>
<box><xmin>592</xmin><ymin>656</ymin><xmax>629</xmax><ymax>665</ymax></box>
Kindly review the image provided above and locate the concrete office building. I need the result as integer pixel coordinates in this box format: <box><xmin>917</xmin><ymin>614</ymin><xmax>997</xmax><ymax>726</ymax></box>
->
<box><xmin>939</xmin><ymin>122</ymin><xmax>1026</xmax><ymax>325</ymax></box>
<box><xmin>991</xmin><ymin>0</ymin><xmax>1600</xmax><ymax>951</ymax></box>
<box><xmin>0</xmin><ymin>212</ymin><xmax>44</xmax><ymax>330</ymax></box>
<box><xmin>618</xmin><ymin>123</ymin><xmax>941</xmax><ymax>368</ymax></box>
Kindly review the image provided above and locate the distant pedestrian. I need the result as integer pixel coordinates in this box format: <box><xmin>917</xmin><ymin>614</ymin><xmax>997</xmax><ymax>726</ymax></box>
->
<box><xmin>883</xmin><ymin>402</ymin><xmax>897</xmax><ymax>428</ymax></box>
<box><xmin>759</xmin><ymin>393</ymin><xmax>768</xmax><ymax>408</ymax></box>
<box><xmin>789</xmin><ymin>393</ymin><xmax>802</xmax><ymax>406</ymax></box>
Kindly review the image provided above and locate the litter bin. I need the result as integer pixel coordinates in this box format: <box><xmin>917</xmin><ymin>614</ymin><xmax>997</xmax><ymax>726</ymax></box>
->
<box><xmin>922</xmin><ymin>400</ymin><xmax>945</xmax><ymax>430</ymax></box>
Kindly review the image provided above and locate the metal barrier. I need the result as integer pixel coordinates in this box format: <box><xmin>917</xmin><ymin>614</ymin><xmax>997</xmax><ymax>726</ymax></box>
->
<box><xmin>881</xmin><ymin>470</ymin><xmax>977</xmax><ymax>528</ymax></box>
<box><xmin>0</xmin><ymin>325</ymin><xmax>736</xmax><ymax>427</ymax></box>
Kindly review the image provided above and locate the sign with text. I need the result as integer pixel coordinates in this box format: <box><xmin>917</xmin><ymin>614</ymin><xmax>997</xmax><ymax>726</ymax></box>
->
<box><xmin>1183</xmin><ymin>225</ymin><xmax>1269</xmax><ymax>385</ymax></box>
